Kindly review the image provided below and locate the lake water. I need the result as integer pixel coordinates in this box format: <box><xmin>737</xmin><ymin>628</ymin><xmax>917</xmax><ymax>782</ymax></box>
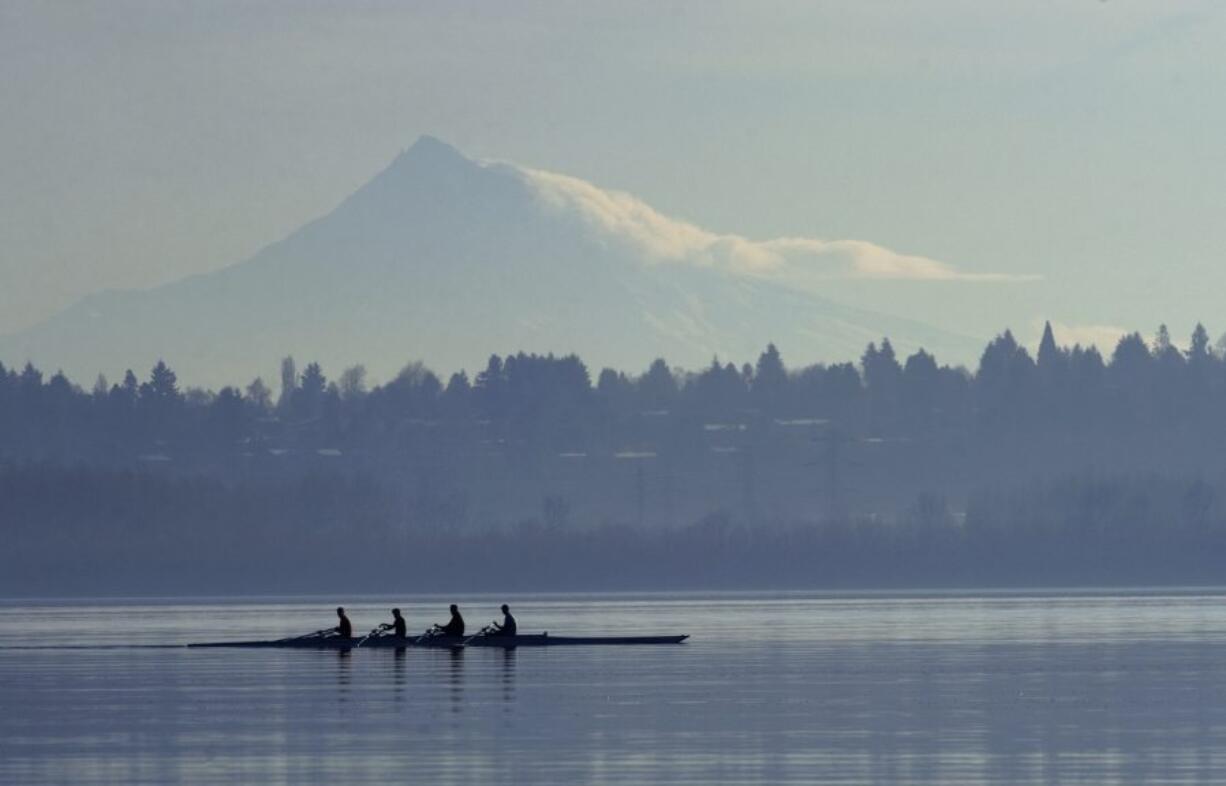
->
<box><xmin>4</xmin><ymin>590</ymin><xmax>1226</xmax><ymax>784</ymax></box>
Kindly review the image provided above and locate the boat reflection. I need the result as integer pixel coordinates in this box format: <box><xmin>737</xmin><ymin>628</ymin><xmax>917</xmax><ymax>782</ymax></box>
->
<box><xmin>393</xmin><ymin>646</ymin><xmax>406</xmax><ymax>700</ymax></box>
<box><xmin>448</xmin><ymin>647</ymin><xmax>464</xmax><ymax>713</ymax></box>
<box><xmin>501</xmin><ymin>648</ymin><xmax>516</xmax><ymax>707</ymax></box>
<box><xmin>335</xmin><ymin>648</ymin><xmax>352</xmax><ymax>700</ymax></box>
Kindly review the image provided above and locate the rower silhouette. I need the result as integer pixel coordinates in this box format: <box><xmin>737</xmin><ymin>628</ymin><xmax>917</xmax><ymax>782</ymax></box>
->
<box><xmin>333</xmin><ymin>606</ymin><xmax>353</xmax><ymax>639</ymax></box>
<box><xmin>379</xmin><ymin>608</ymin><xmax>407</xmax><ymax>638</ymax></box>
<box><xmin>491</xmin><ymin>604</ymin><xmax>517</xmax><ymax>636</ymax></box>
<box><xmin>437</xmin><ymin>604</ymin><xmax>465</xmax><ymax>636</ymax></box>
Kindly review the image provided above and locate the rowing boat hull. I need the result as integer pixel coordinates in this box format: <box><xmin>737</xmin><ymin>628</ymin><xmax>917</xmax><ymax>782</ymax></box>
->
<box><xmin>188</xmin><ymin>633</ymin><xmax>688</xmax><ymax>649</ymax></box>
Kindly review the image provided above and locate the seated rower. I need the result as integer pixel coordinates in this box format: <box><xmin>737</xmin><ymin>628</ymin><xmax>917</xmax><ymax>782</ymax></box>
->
<box><xmin>379</xmin><ymin>608</ymin><xmax>407</xmax><ymax>638</ymax></box>
<box><xmin>491</xmin><ymin>604</ymin><xmax>517</xmax><ymax>637</ymax></box>
<box><xmin>332</xmin><ymin>606</ymin><xmax>353</xmax><ymax>639</ymax></box>
<box><xmin>436</xmin><ymin>604</ymin><xmax>465</xmax><ymax>636</ymax></box>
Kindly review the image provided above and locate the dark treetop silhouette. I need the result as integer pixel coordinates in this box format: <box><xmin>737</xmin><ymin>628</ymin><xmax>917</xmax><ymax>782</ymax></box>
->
<box><xmin>5</xmin><ymin>323</ymin><xmax>1226</xmax><ymax>594</ymax></box>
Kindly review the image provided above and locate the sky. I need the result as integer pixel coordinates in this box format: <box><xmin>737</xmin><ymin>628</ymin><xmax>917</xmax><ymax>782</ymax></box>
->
<box><xmin>3</xmin><ymin>0</ymin><xmax>1225</xmax><ymax>359</ymax></box>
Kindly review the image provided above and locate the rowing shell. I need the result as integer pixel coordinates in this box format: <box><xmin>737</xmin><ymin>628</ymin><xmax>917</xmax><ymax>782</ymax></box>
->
<box><xmin>187</xmin><ymin>633</ymin><xmax>689</xmax><ymax>649</ymax></box>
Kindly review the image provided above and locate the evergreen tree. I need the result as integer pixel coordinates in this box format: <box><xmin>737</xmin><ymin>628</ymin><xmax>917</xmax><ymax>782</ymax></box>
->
<box><xmin>901</xmin><ymin>349</ymin><xmax>940</xmax><ymax>425</ymax></box>
<box><xmin>639</xmin><ymin>358</ymin><xmax>678</xmax><ymax>410</ymax></box>
<box><xmin>820</xmin><ymin>362</ymin><xmax>863</xmax><ymax>420</ymax></box>
<box><xmin>862</xmin><ymin>339</ymin><xmax>903</xmax><ymax>401</ymax></box>
<box><xmin>137</xmin><ymin>360</ymin><xmax>182</xmax><ymax>440</ymax></box>
<box><xmin>19</xmin><ymin>362</ymin><xmax>43</xmax><ymax>399</ymax></box>
<box><xmin>975</xmin><ymin>330</ymin><xmax>1035</xmax><ymax>425</ymax></box>
<box><xmin>1036</xmin><ymin>321</ymin><xmax>1067</xmax><ymax>376</ymax></box>
<box><xmin>597</xmin><ymin>368</ymin><xmax>634</xmax><ymax>416</ymax></box>
<box><xmin>141</xmin><ymin>360</ymin><xmax>181</xmax><ymax>403</ymax></box>
<box><xmin>208</xmin><ymin>387</ymin><xmax>247</xmax><ymax>446</ymax></box>
<box><xmin>752</xmin><ymin>343</ymin><xmax>788</xmax><ymax>414</ymax></box>
<box><xmin>278</xmin><ymin>356</ymin><xmax>297</xmax><ymax>412</ymax></box>
<box><xmin>121</xmin><ymin>370</ymin><xmax>139</xmax><ymax>399</ymax></box>
<box><xmin>1184</xmin><ymin>324</ymin><xmax>1215</xmax><ymax>405</ymax></box>
<box><xmin>475</xmin><ymin>354</ymin><xmax>506</xmax><ymax>418</ymax></box>
<box><xmin>1152</xmin><ymin>324</ymin><xmax>1184</xmax><ymax>369</ymax></box>
<box><xmin>1068</xmin><ymin>344</ymin><xmax>1106</xmax><ymax>416</ymax></box>
<box><xmin>1110</xmin><ymin>333</ymin><xmax>1151</xmax><ymax>384</ymax></box>
<box><xmin>1188</xmin><ymin>323</ymin><xmax>1211</xmax><ymax>365</ymax></box>
<box><xmin>443</xmin><ymin>371</ymin><xmax>472</xmax><ymax>414</ymax></box>
<box><xmin>1035</xmin><ymin>321</ymin><xmax>1070</xmax><ymax>420</ymax></box>
<box><xmin>295</xmin><ymin>362</ymin><xmax>327</xmax><ymax>419</ymax></box>
<box><xmin>110</xmin><ymin>370</ymin><xmax>140</xmax><ymax>413</ymax></box>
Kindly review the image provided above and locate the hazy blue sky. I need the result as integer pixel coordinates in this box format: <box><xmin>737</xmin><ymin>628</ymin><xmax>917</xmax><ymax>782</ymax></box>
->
<box><xmin>3</xmin><ymin>1</ymin><xmax>1224</xmax><ymax>354</ymax></box>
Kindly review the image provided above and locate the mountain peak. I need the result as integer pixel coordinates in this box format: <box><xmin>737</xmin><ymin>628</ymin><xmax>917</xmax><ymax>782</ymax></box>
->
<box><xmin>1</xmin><ymin>136</ymin><xmax>984</xmax><ymax>385</ymax></box>
<box><xmin>345</xmin><ymin>135</ymin><xmax>483</xmax><ymax>209</ymax></box>
<box><xmin>398</xmin><ymin>135</ymin><xmax>471</xmax><ymax>168</ymax></box>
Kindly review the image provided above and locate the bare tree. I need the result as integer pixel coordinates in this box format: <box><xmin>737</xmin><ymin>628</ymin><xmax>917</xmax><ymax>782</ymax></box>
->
<box><xmin>338</xmin><ymin>365</ymin><xmax>368</xmax><ymax>401</ymax></box>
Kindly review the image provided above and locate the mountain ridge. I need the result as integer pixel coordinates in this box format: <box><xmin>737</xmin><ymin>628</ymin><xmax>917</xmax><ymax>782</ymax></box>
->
<box><xmin>0</xmin><ymin>137</ymin><xmax>983</xmax><ymax>386</ymax></box>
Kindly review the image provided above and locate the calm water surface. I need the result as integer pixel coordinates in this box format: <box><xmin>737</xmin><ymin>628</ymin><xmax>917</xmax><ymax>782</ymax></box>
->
<box><xmin>4</xmin><ymin>590</ymin><xmax>1226</xmax><ymax>784</ymax></box>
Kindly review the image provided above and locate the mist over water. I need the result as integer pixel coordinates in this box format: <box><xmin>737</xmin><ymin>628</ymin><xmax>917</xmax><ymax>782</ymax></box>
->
<box><xmin>4</xmin><ymin>590</ymin><xmax>1226</xmax><ymax>785</ymax></box>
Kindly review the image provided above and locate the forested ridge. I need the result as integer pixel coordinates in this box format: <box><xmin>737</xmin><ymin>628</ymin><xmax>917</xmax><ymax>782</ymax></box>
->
<box><xmin>5</xmin><ymin>322</ymin><xmax>1226</xmax><ymax>594</ymax></box>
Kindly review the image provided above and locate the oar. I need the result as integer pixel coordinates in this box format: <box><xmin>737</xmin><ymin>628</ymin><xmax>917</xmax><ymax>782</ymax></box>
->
<box><xmin>414</xmin><ymin>625</ymin><xmax>448</xmax><ymax>646</ymax></box>
<box><xmin>353</xmin><ymin>625</ymin><xmax>387</xmax><ymax>650</ymax></box>
<box><xmin>462</xmin><ymin>623</ymin><xmax>497</xmax><ymax>646</ymax></box>
<box><xmin>283</xmin><ymin>628</ymin><xmax>331</xmax><ymax>642</ymax></box>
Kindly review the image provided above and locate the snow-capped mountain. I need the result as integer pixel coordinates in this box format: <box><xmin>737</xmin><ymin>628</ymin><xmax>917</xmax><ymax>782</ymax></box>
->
<box><xmin>0</xmin><ymin>136</ymin><xmax>981</xmax><ymax>385</ymax></box>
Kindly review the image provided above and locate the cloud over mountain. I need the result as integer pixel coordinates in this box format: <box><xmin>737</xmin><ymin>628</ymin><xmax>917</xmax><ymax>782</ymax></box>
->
<box><xmin>0</xmin><ymin>136</ymin><xmax>995</xmax><ymax>386</ymax></box>
<box><xmin>517</xmin><ymin>165</ymin><xmax>1030</xmax><ymax>284</ymax></box>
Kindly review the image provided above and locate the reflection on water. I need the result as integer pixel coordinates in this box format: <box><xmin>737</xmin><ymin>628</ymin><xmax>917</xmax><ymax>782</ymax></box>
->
<box><xmin>4</xmin><ymin>591</ymin><xmax>1226</xmax><ymax>784</ymax></box>
<box><xmin>501</xmin><ymin>648</ymin><xmax>516</xmax><ymax>706</ymax></box>
<box><xmin>449</xmin><ymin>647</ymin><xmax>464</xmax><ymax>714</ymax></box>
<box><xmin>336</xmin><ymin>649</ymin><xmax>352</xmax><ymax>700</ymax></box>
<box><xmin>392</xmin><ymin>647</ymin><xmax>406</xmax><ymax>700</ymax></box>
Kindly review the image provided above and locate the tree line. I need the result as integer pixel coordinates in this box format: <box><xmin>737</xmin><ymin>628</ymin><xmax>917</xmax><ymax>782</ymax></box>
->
<box><xmin>8</xmin><ymin>320</ymin><xmax>1226</xmax><ymax>593</ymax></box>
<box><xmin>3</xmin><ymin>321</ymin><xmax>1225</xmax><ymax>467</ymax></box>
